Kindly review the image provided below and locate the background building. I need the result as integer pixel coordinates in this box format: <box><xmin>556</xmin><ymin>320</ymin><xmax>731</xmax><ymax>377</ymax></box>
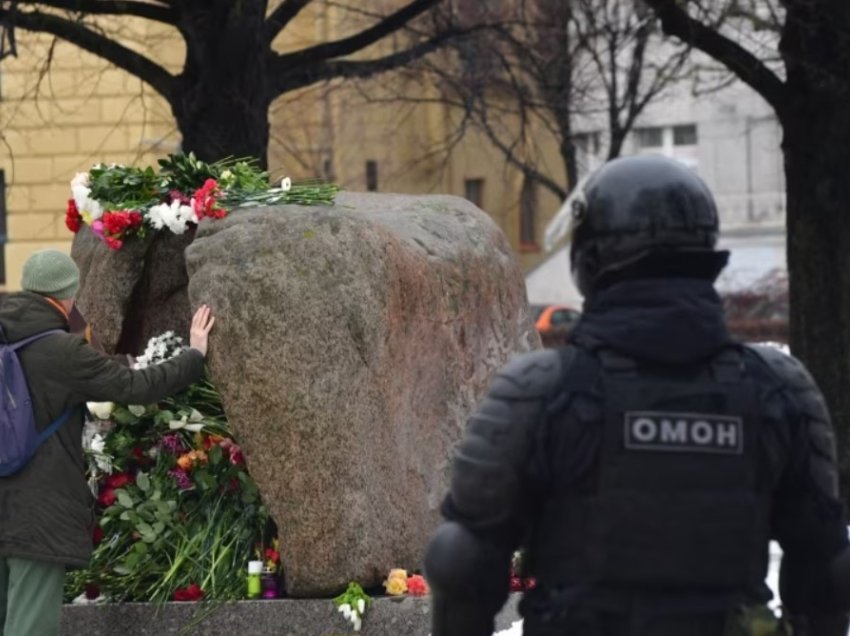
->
<box><xmin>0</xmin><ymin>5</ymin><xmax>563</xmax><ymax>290</ymax></box>
<box><xmin>526</xmin><ymin>70</ymin><xmax>787</xmax><ymax>307</ymax></box>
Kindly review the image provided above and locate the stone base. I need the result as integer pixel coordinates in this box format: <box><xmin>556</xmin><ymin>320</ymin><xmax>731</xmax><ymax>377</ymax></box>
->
<box><xmin>61</xmin><ymin>594</ymin><xmax>522</xmax><ymax>635</ymax></box>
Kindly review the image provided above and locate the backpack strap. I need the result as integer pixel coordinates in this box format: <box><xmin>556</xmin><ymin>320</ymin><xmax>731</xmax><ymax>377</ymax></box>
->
<box><xmin>6</xmin><ymin>329</ymin><xmax>66</xmax><ymax>352</ymax></box>
<box><xmin>35</xmin><ymin>408</ymin><xmax>75</xmax><ymax>447</ymax></box>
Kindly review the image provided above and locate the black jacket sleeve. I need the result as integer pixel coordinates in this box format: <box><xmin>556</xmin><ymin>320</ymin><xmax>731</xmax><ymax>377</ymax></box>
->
<box><xmin>754</xmin><ymin>346</ymin><xmax>850</xmax><ymax>621</ymax></box>
<box><xmin>442</xmin><ymin>348</ymin><xmax>564</xmax><ymax>544</ymax></box>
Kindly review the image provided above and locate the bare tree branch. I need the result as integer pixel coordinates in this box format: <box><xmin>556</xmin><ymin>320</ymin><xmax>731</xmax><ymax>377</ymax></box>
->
<box><xmin>643</xmin><ymin>0</ymin><xmax>788</xmax><ymax>114</ymax></box>
<box><xmin>0</xmin><ymin>6</ymin><xmax>175</xmax><ymax>99</ymax></box>
<box><xmin>275</xmin><ymin>0</ymin><xmax>440</xmax><ymax>67</ymax></box>
<box><xmin>265</xmin><ymin>0</ymin><xmax>313</xmax><ymax>42</ymax></box>
<box><xmin>272</xmin><ymin>29</ymin><xmax>461</xmax><ymax>96</ymax></box>
<box><xmin>16</xmin><ymin>0</ymin><xmax>176</xmax><ymax>24</ymax></box>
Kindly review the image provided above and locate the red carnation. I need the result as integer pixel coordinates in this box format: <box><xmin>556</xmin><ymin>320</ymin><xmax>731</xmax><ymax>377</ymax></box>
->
<box><xmin>105</xmin><ymin>472</ymin><xmax>132</xmax><ymax>489</ymax></box>
<box><xmin>407</xmin><ymin>574</ymin><xmax>429</xmax><ymax>596</ymax></box>
<box><xmin>131</xmin><ymin>446</ymin><xmax>146</xmax><ymax>463</ymax></box>
<box><xmin>192</xmin><ymin>178</ymin><xmax>227</xmax><ymax>221</ymax></box>
<box><xmin>173</xmin><ymin>583</ymin><xmax>204</xmax><ymax>602</ymax></box>
<box><xmin>265</xmin><ymin>548</ymin><xmax>280</xmax><ymax>564</ymax></box>
<box><xmin>104</xmin><ymin>236</ymin><xmax>123</xmax><ymax>250</ymax></box>
<box><xmin>84</xmin><ymin>584</ymin><xmax>101</xmax><ymax>600</ymax></box>
<box><xmin>97</xmin><ymin>488</ymin><xmax>116</xmax><ymax>507</ymax></box>
<box><xmin>65</xmin><ymin>199</ymin><xmax>83</xmax><ymax>233</ymax></box>
<box><xmin>92</xmin><ymin>525</ymin><xmax>104</xmax><ymax>546</ymax></box>
<box><xmin>127</xmin><ymin>211</ymin><xmax>143</xmax><ymax>229</ymax></box>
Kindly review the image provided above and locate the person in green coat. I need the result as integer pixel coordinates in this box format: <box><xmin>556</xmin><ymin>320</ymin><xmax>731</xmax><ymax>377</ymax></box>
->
<box><xmin>0</xmin><ymin>249</ymin><xmax>215</xmax><ymax>636</ymax></box>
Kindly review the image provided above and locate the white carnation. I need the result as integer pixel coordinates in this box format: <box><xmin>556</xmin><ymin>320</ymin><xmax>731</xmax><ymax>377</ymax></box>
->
<box><xmin>71</xmin><ymin>172</ymin><xmax>90</xmax><ymax>189</ymax></box>
<box><xmin>71</xmin><ymin>183</ymin><xmax>91</xmax><ymax>211</ymax></box>
<box><xmin>147</xmin><ymin>203</ymin><xmax>169</xmax><ymax>230</ymax></box>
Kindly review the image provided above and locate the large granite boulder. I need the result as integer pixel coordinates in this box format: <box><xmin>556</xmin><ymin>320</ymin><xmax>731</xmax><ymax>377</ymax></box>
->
<box><xmin>185</xmin><ymin>193</ymin><xmax>538</xmax><ymax>596</ymax></box>
<box><xmin>71</xmin><ymin>228</ymin><xmax>195</xmax><ymax>354</ymax></box>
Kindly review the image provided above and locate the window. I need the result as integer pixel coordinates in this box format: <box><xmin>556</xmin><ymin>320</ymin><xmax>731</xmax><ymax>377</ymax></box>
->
<box><xmin>674</xmin><ymin>124</ymin><xmax>698</xmax><ymax>146</ymax></box>
<box><xmin>0</xmin><ymin>170</ymin><xmax>6</xmax><ymax>285</ymax></box>
<box><xmin>574</xmin><ymin>131</ymin><xmax>603</xmax><ymax>178</ymax></box>
<box><xmin>464</xmin><ymin>178</ymin><xmax>484</xmax><ymax>208</ymax></box>
<box><xmin>365</xmin><ymin>160</ymin><xmax>378</xmax><ymax>192</ymax></box>
<box><xmin>520</xmin><ymin>176</ymin><xmax>537</xmax><ymax>246</ymax></box>
<box><xmin>634</xmin><ymin>127</ymin><xmax>664</xmax><ymax>148</ymax></box>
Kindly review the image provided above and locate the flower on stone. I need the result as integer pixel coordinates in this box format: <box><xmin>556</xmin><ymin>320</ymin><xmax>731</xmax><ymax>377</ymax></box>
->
<box><xmin>89</xmin><ymin>434</ymin><xmax>106</xmax><ymax>455</ymax></box>
<box><xmin>406</xmin><ymin>574</ymin><xmax>429</xmax><ymax>596</ymax></box>
<box><xmin>168</xmin><ymin>414</ymin><xmax>205</xmax><ymax>433</ymax></box>
<box><xmin>147</xmin><ymin>200</ymin><xmax>197</xmax><ymax>235</ymax></box>
<box><xmin>281</xmin><ymin>177</ymin><xmax>292</xmax><ymax>192</ymax></box>
<box><xmin>169</xmin><ymin>468</ymin><xmax>193</xmax><ymax>490</ymax></box>
<box><xmin>192</xmin><ymin>178</ymin><xmax>227</xmax><ymax>221</ymax></box>
<box><xmin>66</xmin><ymin>199</ymin><xmax>83</xmax><ymax>233</ymax></box>
<box><xmin>71</xmin><ymin>172</ymin><xmax>90</xmax><ymax>189</ymax></box>
<box><xmin>97</xmin><ymin>488</ymin><xmax>117</xmax><ymax>507</ymax></box>
<box><xmin>383</xmin><ymin>569</ymin><xmax>408</xmax><ymax>596</ymax></box>
<box><xmin>173</xmin><ymin>583</ymin><xmax>204</xmax><ymax>602</ymax></box>
<box><xmin>159</xmin><ymin>433</ymin><xmax>186</xmax><ymax>455</ymax></box>
<box><xmin>176</xmin><ymin>450</ymin><xmax>207</xmax><ymax>471</ymax></box>
<box><xmin>338</xmin><ymin>603</ymin><xmax>352</xmax><ymax>620</ymax></box>
<box><xmin>87</xmin><ymin>402</ymin><xmax>115</xmax><ymax>420</ymax></box>
<box><xmin>105</xmin><ymin>472</ymin><xmax>132</xmax><ymax>490</ymax></box>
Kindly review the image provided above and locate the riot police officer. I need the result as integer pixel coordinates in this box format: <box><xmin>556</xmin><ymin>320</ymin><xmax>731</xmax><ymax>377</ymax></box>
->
<box><xmin>425</xmin><ymin>156</ymin><xmax>850</xmax><ymax>636</ymax></box>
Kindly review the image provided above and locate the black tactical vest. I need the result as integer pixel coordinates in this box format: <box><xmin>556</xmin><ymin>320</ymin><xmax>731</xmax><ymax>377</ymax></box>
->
<box><xmin>528</xmin><ymin>344</ymin><xmax>772</xmax><ymax>595</ymax></box>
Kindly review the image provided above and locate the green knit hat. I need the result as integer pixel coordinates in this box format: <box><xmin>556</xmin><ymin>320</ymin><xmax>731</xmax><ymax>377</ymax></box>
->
<box><xmin>21</xmin><ymin>249</ymin><xmax>80</xmax><ymax>300</ymax></box>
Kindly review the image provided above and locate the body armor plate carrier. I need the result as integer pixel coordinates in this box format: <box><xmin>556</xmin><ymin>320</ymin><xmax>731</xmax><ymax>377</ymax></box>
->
<box><xmin>530</xmin><ymin>345</ymin><xmax>772</xmax><ymax>594</ymax></box>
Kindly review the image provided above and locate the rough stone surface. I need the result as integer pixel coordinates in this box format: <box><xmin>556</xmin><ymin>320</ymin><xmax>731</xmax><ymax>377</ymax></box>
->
<box><xmin>71</xmin><ymin>227</ymin><xmax>196</xmax><ymax>355</ymax></box>
<box><xmin>61</xmin><ymin>595</ymin><xmax>522</xmax><ymax>635</ymax></box>
<box><xmin>185</xmin><ymin>193</ymin><xmax>539</xmax><ymax>596</ymax></box>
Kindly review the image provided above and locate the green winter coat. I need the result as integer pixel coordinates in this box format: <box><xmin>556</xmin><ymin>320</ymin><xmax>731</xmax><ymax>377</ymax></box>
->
<box><xmin>0</xmin><ymin>292</ymin><xmax>205</xmax><ymax>568</ymax></box>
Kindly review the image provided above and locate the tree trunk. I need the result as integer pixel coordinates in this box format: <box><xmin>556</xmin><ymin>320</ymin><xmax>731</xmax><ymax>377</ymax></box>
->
<box><xmin>171</xmin><ymin>0</ymin><xmax>271</xmax><ymax>166</ymax></box>
<box><xmin>783</xmin><ymin>95</ymin><xmax>850</xmax><ymax>502</ymax></box>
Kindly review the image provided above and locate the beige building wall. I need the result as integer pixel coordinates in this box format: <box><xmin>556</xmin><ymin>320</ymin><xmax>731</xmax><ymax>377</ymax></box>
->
<box><xmin>0</xmin><ymin>19</ymin><xmax>182</xmax><ymax>290</ymax></box>
<box><xmin>2</xmin><ymin>9</ymin><xmax>566</xmax><ymax>289</ymax></box>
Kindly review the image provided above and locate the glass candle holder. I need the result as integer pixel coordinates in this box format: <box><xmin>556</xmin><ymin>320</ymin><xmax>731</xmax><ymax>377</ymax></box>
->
<box><xmin>261</xmin><ymin>569</ymin><xmax>279</xmax><ymax>599</ymax></box>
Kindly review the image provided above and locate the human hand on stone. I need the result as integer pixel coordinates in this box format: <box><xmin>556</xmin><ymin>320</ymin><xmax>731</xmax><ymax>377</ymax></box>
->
<box><xmin>189</xmin><ymin>304</ymin><xmax>215</xmax><ymax>356</ymax></box>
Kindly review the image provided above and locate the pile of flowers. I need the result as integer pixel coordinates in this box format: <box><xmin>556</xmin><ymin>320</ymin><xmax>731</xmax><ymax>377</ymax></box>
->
<box><xmin>65</xmin><ymin>332</ymin><xmax>276</xmax><ymax>604</ymax></box>
<box><xmin>66</xmin><ymin>152</ymin><xmax>339</xmax><ymax>250</ymax></box>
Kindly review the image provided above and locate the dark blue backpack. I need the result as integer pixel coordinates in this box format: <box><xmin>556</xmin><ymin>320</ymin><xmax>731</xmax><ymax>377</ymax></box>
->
<box><xmin>0</xmin><ymin>325</ymin><xmax>73</xmax><ymax>477</ymax></box>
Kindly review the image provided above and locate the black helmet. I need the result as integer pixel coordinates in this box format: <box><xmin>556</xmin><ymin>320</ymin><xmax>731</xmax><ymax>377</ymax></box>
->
<box><xmin>568</xmin><ymin>155</ymin><xmax>725</xmax><ymax>297</ymax></box>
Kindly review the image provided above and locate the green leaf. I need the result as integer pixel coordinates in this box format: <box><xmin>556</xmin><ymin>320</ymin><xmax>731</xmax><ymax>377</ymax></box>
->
<box><xmin>136</xmin><ymin>522</ymin><xmax>154</xmax><ymax>536</ymax></box>
<box><xmin>111</xmin><ymin>408</ymin><xmax>137</xmax><ymax>425</ymax></box>
<box><xmin>208</xmin><ymin>445</ymin><xmax>223</xmax><ymax>466</ymax></box>
<box><xmin>136</xmin><ymin>473</ymin><xmax>151</xmax><ymax>492</ymax></box>
<box><xmin>113</xmin><ymin>565</ymin><xmax>131</xmax><ymax>575</ymax></box>
<box><xmin>116</xmin><ymin>490</ymin><xmax>134</xmax><ymax>509</ymax></box>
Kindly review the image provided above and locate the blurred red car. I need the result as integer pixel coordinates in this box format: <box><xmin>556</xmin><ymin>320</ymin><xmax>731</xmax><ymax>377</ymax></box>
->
<box><xmin>532</xmin><ymin>304</ymin><xmax>581</xmax><ymax>334</ymax></box>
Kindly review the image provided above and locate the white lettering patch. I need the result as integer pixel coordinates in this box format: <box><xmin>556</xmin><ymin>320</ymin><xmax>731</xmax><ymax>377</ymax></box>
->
<box><xmin>624</xmin><ymin>412</ymin><xmax>743</xmax><ymax>454</ymax></box>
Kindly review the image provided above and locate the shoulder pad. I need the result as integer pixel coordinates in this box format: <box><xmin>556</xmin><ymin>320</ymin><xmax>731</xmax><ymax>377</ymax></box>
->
<box><xmin>745</xmin><ymin>344</ymin><xmax>817</xmax><ymax>391</ymax></box>
<box><xmin>489</xmin><ymin>348</ymin><xmax>564</xmax><ymax>400</ymax></box>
